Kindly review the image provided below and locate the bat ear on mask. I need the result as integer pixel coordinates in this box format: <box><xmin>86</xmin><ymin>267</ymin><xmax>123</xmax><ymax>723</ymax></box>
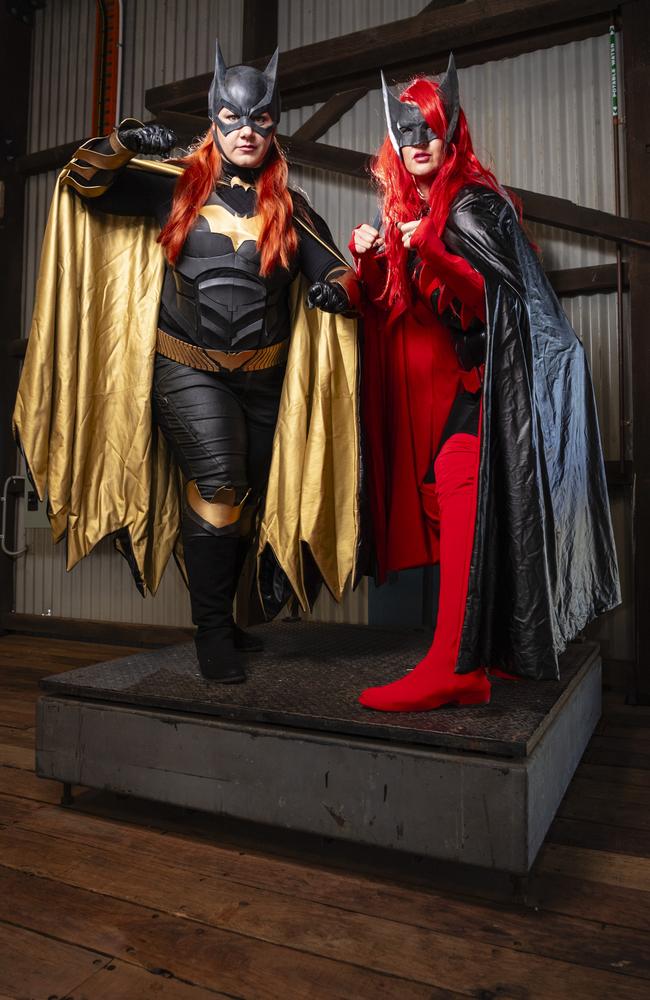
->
<box><xmin>438</xmin><ymin>52</ymin><xmax>460</xmax><ymax>144</ymax></box>
<box><xmin>381</xmin><ymin>70</ymin><xmax>404</xmax><ymax>154</ymax></box>
<box><xmin>260</xmin><ymin>48</ymin><xmax>279</xmax><ymax>108</ymax></box>
<box><xmin>207</xmin><ymin>39</ymin><xmax>228</xmax><ymax>118</ymax></box>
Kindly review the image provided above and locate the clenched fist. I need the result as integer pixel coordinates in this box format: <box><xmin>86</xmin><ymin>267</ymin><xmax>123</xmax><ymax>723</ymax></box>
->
<box><xmin>351</xmin><ymin>224</ymin><xmax>381</xmax><ymax>256</ymax></box>
<box><xmin>397</xmin><ymin>220</ymin><xmax>421</xmax><ymax>249</ymax></box>
<box><xmin>117</xmin><ymin>124</ymin><xmax>177</xmax><ymax>156</ymax></box>
<box><xmin>306</xmin><ymin>281</ymin><xmax>350</xmax><ymax>314</ymax></box>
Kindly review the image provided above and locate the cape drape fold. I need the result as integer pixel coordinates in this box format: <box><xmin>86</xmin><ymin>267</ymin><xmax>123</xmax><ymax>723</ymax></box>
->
<box><xmin>260</xmin><ymin>277</ymin><xmax>359</xmax><ymax>609</ymax></box>
<box><xmin>13</xmin><ymin>174</ymin><xmax>177</xmax><ymax>593</ymax></box>
<box><xmin>446</xmin><ymin>187</ymin><xmax>621</xmax><ymax>679</ymax></box>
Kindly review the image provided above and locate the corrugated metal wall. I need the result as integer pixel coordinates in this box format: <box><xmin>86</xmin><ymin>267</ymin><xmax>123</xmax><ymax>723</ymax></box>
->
<box><xmin>120</xmin><ymin>0</ymin><xmax>242</xmax><ymax>123</ymax></box>
<box><xmin>279</xmin><ymin>0</ymin><xmax>426</xmax><ymax>46</ymax></box>
<box><xmin>15</xmin><ymin>2</ymin><xmax>630</xmax><ymax>649</ymax></box>
<box><xmin>26</xmin><ymin>0</ymin><xmax>95</xmax><ymax>154</ymax></box>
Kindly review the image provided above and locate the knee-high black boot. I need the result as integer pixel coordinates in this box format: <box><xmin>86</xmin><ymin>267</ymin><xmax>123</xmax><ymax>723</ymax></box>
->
<box><xmin>230</xmin><ymin>535</ymin><xmax>264</xmax><ymax>652</ymax></box>
<box><xmin>182</xmin><ymin>517</ymin><xmax>245</xmax><ymax>683</ymax></box>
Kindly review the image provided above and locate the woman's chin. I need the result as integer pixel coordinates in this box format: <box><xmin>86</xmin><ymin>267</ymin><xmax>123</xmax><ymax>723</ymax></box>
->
<box><xmin>229</xmin><ymin>150</ymin><xmax>266</xmax><ymax>169</ymax></box>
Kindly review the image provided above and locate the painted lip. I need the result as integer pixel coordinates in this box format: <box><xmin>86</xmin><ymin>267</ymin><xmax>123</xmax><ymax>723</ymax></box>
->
<box><xmin>413</xmin><ymin>153</ymin><xmax>430</xmax><ymax>162</ymax></box>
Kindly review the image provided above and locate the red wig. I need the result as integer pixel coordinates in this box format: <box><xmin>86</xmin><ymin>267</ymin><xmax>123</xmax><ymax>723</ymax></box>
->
<box><xmin>158</xmin><ymin>132</ymin><xmax>298</xmax><ymax>277</ymax></box>
<box><xmin>372</xmin><ymin>77</ymin><xmax>513</xmax><ymax>308</ymax></box>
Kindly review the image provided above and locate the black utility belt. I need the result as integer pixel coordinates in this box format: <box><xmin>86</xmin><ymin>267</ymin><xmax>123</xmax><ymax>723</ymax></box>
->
<box><xmin>156</xmin><ymin>329</ymin><xmax>289</xmax><ymax>373</ymax></box>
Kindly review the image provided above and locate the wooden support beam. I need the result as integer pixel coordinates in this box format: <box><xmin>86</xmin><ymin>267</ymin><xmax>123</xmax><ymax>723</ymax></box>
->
<box><xmin>623</xmin><ymin>0</ymin><xmax>650</xmax><ymax>704</ymax></box>
<box><xmin>7</xmin><ymin>340</ymin><xmax>28</xmax><ymax>359</ymax></box>
<box><xmin>242</xmin><ymin>0</ymin><xmax>278</xmax><ymax>63</ymax></box>
<box><xmin>13</xmin><ymin>112</ymin><xmax>209</xmax><ymax>176</ymax></box>
<box><xmin>284</xmin><ymin>16</ymin><xmax>611</xmax><ymax>109</ymax></box>
<box><xmin>14</xmin><ymin>125</ymin><xmax>650</xmax><ymax>250</ymax></box>
<box><xmin>0</xmin><ymin>612</ymin><xmax>192</xmax><ymax>648</ymax></box>
<box><xmin>547</xmin><ymin>263</ymin><xmax>628</xmax><ymax>297</ymax></box>
<box><xmin>14</xmin><ymin>138</ymin><xmax>79</xmax><ymax>177</ymax></box>
<box><xmin>151</xmin><ymin>110</ymin><xmax>208</xmax><ymax>143</ymax></box>
<box><xmin>292</xmin><ymin>88</ymin><xmax>369</xmax><ymax>143</ymax></box>
<box><xmin>145</xmin><ymin>0</ymin><xmax>615</xmax><ymax>115</ymax></box>
<box><xmin>604</xmin><ymin>460</ymin><xmax>634</xmax><ymax>489</ymax></box>
<box><xmin>420</xmin><ymin>0</ymin><xmax>466</xmax><ymax>12</ymax></box>
<box><xmin>510</xmin><ymin>188</ymin><xmax>650</xmax><ymax>250</ymax></box>
<box><xmin>279</xmin><ymin>134</ymin><xmax>368</xmax><ymax>177</ymax></box>
<box><xmin>279</xmin><ymin>136</ymin><xmax>650</xmax><ymax>249</ymax></box>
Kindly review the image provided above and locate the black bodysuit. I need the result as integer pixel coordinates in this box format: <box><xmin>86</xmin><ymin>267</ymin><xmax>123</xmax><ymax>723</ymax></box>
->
<box><xmin>63</xmin><ymin>140</ymin><xmax>350</xmax><ymax>508</ymax></box>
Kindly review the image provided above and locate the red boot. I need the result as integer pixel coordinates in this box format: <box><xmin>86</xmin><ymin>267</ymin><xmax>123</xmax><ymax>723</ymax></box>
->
<box><xmin>488</xmin><ymin>667</ymin><xmax>522</xmax><ymax>681</ymax></box>
<box><xmin>359</xmin><ymin>433</ymin><xmax>491</xmax><ymax>712</ymax></box>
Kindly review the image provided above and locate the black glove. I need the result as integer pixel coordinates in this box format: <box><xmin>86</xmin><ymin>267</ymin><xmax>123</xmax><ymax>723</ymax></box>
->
<box><xmin>117</xmin><ymin>124</ymin><xmax>177</xmax><ymax>156</ymax></box>
<box><xmin>432</xmin><ymin>289</ymin><xmax>486</xmax><ymax>371</ymax></box>
<box><xmin>306</xmin><ymin>281</ymin><xmax>350</xmax><ymax>315</ymax></box>
<box><xmin>451</xmin><ymin>320</ymin><xmax>486</xmax><ymax>371</ymax></box>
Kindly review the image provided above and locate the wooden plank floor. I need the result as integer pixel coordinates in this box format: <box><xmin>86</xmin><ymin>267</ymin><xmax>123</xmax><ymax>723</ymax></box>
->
<box><xmin>1</xmin><ymin>635</ymin><xmax>649</xmax><ymax>1000</ymax></box>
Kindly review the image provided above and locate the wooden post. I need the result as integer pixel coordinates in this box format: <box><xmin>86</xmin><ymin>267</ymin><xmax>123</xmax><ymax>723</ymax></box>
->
<box><xmin>242</xmin><ymin>0</ymin><xmax>278</xmax><ymax>63</ymax></box>
<box><xmin>622</xmin><ymin>0</ymin><xmax>650</xmax><ymax>703</ymax></box>
<box><xmin>0</xmin><ymin>9</ymin><xmax>32</xmax><ymax>630</ymax></box>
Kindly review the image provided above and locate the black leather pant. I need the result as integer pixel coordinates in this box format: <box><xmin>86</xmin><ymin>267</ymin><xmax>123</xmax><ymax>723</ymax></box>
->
<box><xmin>152</xmin><ymin>354</ymin><xmax>285</xmax><ymax>505</ymax></box>
<box><xmin>438</xmin><ymin>387</ymin><xmax>481</xmax><ymax>450</ymax></box>
<box><xmin>424</xmin><ymin>388</ymin><xmax>481</xmax><ymax>484</ymax></box>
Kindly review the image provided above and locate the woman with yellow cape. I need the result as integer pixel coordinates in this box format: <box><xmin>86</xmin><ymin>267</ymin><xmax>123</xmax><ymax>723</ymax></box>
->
<box><xmin>14</xmin><ymin>43</ymin><xmax>362</xmax><ymax>683</ymax></box>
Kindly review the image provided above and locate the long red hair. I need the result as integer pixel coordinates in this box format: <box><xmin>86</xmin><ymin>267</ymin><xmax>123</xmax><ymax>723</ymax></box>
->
<box><xmin>372</xmin><ymin>77</ymin><xmax>511</xmax><ymax>308</ymax></box>
<box><xmin>158</xmin><ymin>131</ymin><xmax>298</xmax><ymax>276</ymax></box>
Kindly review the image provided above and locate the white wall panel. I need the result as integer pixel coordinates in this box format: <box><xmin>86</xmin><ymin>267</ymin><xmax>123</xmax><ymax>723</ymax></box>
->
<box><xmin>27</xmin><ymin>0</ymin><xmax>94</xmax><ymax>153</ymax></box>
<box><xmin>13</xmin><ymin>526</ymin><xmax>367</xmax><ymax>626</ymax></box>
<box><xmin>310</xmin><ymin>578</ymin><xmax>368</xmax><ymax>624</ymax></box>
<box><xmin>279</xmin><ymin>0</ymin><xmax>426</xmax><ymax>47</ymax></box>
<box><xmin>15</xmin><ymin>530</ymin><xmax>191</xmax><ymax>626</ymax></box>
<box><xmin>561</xmin><ymin>291</ymin><xmax>624</xmax><ymax>462</ymax></box>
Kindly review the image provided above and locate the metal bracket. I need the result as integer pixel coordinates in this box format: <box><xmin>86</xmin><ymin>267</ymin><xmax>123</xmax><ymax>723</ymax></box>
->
<box><xmin>1</xmin><ymin>475</ymin><xmax>28</xmax><ymax>557</ymax></box>
<box><xmin>60</xmin><ymin>782</ymin><xmax>74</xmax><ymax>807</ymax></box>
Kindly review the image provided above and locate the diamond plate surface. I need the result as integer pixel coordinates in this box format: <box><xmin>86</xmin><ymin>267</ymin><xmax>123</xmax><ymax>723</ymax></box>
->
<box><xmin>39</xmin><ymin>622</ymin><xmax>597</xmax><ymax>758</ymax></box>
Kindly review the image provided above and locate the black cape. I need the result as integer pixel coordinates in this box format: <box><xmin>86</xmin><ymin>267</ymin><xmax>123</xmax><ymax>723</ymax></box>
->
<box><xmin>444</xmin><ymin>185</ymin><xmax>620</xmax><ymax>680</ymax></box>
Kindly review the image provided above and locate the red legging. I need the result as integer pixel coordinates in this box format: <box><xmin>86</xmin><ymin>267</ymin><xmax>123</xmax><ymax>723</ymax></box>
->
<box><xmin>359</xmin><ymin>432</ymin><xmax>491</xmax><ymax>712</ymax></box>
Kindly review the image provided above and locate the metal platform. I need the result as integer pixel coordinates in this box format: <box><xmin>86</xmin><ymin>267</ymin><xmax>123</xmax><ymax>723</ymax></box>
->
<box><xmin>35</xmin><ymin>622</ymin><xmax>601</xmax><ymax>874</ymax></box>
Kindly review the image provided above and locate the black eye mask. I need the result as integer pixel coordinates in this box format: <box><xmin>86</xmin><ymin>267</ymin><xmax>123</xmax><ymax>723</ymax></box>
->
<box><xmin>208</xmin><ymin>41</ymin><xmax>280</xmax><ymax>139</ymax></box>
<box><xmin>394</xmin><ymin>103</ymin><xmax>439</xmax><ymax>148</ymax></box>
<box><xmin>381</xmin><ymin>52</ymin><xmax>460</xmax><ymax>154</ymax></box>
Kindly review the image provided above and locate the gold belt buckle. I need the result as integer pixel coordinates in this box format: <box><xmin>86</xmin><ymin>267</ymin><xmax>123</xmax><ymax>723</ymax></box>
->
<box><xmin>204</xmin><ymin>348</ymin><xmax>257</xmax><ymax>372</ymax></box>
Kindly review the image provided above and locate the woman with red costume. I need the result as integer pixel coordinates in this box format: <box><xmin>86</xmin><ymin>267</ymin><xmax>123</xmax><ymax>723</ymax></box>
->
<box><xmin>351</xmin><ymin>56</ymin><xmax>620</xmax><ymax>712</ymax></box>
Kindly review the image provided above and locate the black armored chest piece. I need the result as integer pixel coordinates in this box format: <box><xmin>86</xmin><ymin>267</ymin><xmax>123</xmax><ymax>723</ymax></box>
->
<box><xmin>171</xmin><ymin>177</ymin><xmax>296</xmax><ymax>351</ymax></box>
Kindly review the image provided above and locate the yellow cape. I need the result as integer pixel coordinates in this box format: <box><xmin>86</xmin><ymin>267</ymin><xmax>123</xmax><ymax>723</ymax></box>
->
<box><xmin>13</xmin><ymin>167</ymin><xmax>360</xmax><ymax>610</ymax></box>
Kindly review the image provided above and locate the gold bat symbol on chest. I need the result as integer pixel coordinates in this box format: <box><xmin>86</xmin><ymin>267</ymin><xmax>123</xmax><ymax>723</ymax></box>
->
<box><xmin>198</xmin><ymin>204</ymin><xmax>262</xmax><ymax>251</ymax></box>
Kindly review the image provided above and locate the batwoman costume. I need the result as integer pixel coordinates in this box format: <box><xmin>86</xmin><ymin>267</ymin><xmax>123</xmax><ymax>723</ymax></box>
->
<box><xmin>354</xmin><ymin>56</ymin><xmax>620</xmax><ymax>711</ymax></box>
